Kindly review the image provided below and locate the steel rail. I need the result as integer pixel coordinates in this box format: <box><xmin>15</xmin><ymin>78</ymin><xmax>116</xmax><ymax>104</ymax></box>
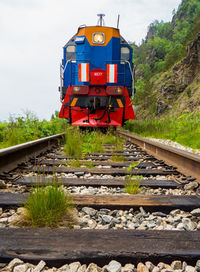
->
<box><xmin>118</xmin><ymin>129</ymin><xmax>200</xmax><ymax>181</ymax></box>
<box><xmin>0</xmin><ymin>133</ymin><xmax>65</xmax><ymax>174</ymax></box>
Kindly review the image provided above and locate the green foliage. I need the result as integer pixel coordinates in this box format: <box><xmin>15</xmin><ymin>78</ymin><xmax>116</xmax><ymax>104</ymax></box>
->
<box><xmin>125</xmin><ymin>161</ymin><xmax>141</xmax><ymax>194</ymax></box>
<box><xmin>67</xmin><ymin>159</ymin><xmax>81</xmax><ymax>168</ymax></box>
<box><xmin>64</xmin><ymin>127</ymin><xmax>82</xmax><ymax>158</ymax></box>
<box><xmin>124</xmin><ymin>176</ymin><xmax>142</xmax><ymax>195</ymax></box>
<box><xmin>133</xmin><ymin>0</ymin><xmax>200</xmax><ymax>105</ymax></box>
<box><xmin>0</xmin><ymin>111</ymin><xmax>66</xmax><ymax>149</ymax></box>
<box><xmin>127</xmin><ymin>161</ymin><xmax>140</xmax><ymax>172</ymax></box>
<box><xmin>124</xmin><ymin>112</ymin><xmax>200</xmax><ymax>150</ymax></box>
<box><xmin>24</xmin><ymin>180</ymin><xmax>74</xmax><ymax>227</ymax></box>
<box><xmin>64</xmin><ymin>128</ymin><xmax>123</xmax><ymax>158</ymax></box>
<box><xmin>84</xmin><ymin>161</ymin><xmax>95</xmax><ymax>168</ymax></box>
<box><xmin>111</xmin><ymin>155</ymin><xmax>125</xmax><ymax>162</ymax></box>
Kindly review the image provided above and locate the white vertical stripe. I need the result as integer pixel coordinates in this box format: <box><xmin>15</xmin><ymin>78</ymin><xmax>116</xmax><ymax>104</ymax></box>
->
<box><xmin>109</xmin><ymin>64</ymin><xmax>115</xmax><ymax>83</ymax></box>
<box><xmin>81</xmin><ymin>63</ymin><xmax>87</xmax><ymax>82</ymax></box>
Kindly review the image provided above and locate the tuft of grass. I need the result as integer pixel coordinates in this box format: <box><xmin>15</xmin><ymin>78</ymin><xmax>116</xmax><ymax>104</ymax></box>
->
<box><xmin>64</xmin><ymin>127</ymin><xmax>82</xmax><ymax>158</ymax></box>
<box><xmin>124</xmin><ymin>175</ymin><xmax>142</xmax><ymax>194</ymax></box>
<box><xmin>67</xmin><ymin>159</ymin><xmax>81</xmax><ymax>168</ymax></box>
<box><xmin>84</xmin><ymin>161</ymin><xmax>95</xmax><ymax>168</ymax></box>
<box><xmin>127</xmin><ymin>161</ymin><xmax>140</xmax><ymax>172</ymax></box>
<box><xmin>23</xmin><ymin>180</ymin><xmax>74</xmax><ymax>228</ymax></box>
<box><xmin>125</xmin><ymin>161</ymin><xmax>142</xmax><ymax>194</ymax></box>
<box><xmin>111</xmin><ymin>155</ymin><xmax>125</xmax><ymax>162</ymax></box>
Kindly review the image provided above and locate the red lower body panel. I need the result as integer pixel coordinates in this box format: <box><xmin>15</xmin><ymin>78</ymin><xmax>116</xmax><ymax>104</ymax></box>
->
<box><xmin>59</xmin><ymin>86</ymin><xmax>135</xmax><ymax>127</ymax></box>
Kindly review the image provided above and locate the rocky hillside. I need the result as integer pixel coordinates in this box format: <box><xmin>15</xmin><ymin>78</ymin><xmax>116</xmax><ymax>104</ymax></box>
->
<box><xmin>133</xmin><ymin>0</ymin><xmax>200</xmax><ymax>119</ymax></box>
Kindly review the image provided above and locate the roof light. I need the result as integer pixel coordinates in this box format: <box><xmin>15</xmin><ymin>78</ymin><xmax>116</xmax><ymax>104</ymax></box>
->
<box><xmin>93</xmin><ymin>33</ymin><xmax>105</xmax><ymax>44</ymax></box>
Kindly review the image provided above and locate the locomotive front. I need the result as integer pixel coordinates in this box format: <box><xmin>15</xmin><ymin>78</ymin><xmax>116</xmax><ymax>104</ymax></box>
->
<box><xmin>59</xmin><ymin>15</ymin><xmax>136</xmax><ymax>127</ymax></box>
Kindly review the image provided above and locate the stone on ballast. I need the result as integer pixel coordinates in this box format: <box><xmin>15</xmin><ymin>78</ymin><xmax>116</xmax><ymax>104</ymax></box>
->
<box><xmin>16</xmin><ymin>207</ymin><xmax>26</xmax><ymax>215</ymax></box>
<box><xmin>152</xmin><ymin>267</ymin><xmax>159</xmax><ymax>272</ymax></box>
<box><xmin>185</xmin><ymin>266</ymin><xmax>197</xmax><ymax>272</ymax></box>
<box><xmin>184</xmin><ymin>182</ymin><xmax>198</xmax><ymax>190</ymax></box>
<box><xmin>137</xmin><ymin>262</ymin><xmax>149</xmax><ymax>272</ymax></box>
<box><xmin>121</xmin><ymin>264</ymin><xmax>135</xmax><ymax>272</ymax></box>
<box><xmin>0</xmin><ymin>208</ymin><xmax>2</xmax><ymax>216</ymax></box>
<box><xmin>111</xmin><ymin>218</ymin><xmax>121</xmax><ymax>225</ymax></box>
<box><xmin>33</xmin><ymin>260</ymin><xmax>46</xmax><ymax>272</ymax></box>
<box><xmin>145</xmin><ymin>262</ymin><xmax>154</xmax><ymax>272</ymax></box>
<box><xmin>158</xmin><ymin>263</ymin><xmax>171</xmax><ymax>270</ymax></box>
<box><xmin>69</xmin><ymin>262</ymin><xmax>81</xmax><ymax>272</ymax></box>
<box><xmin>0</xmin><ymin>180</ymin><xmax>7</xmax><ymax>189</ymax></box>
<box><xmin>13</xmin><ymin>264</ymin><xmax>29</xmax><ymax>272</ymax></box>
<box><xmin>86</xmin><ymin>263</ymin><xmax>102</xmax><ymax>272</ymax></box>
<box><xmin>160</xmin><ymin>269</ymin><xmax>173</xmax><ymax>272</ymax></box>
<box><xmin>82</xmin><ymin>207</ymin><xmax>97</xmax><ymax>217</ymax></box>
<box><xmin>8</xmin><ymin>214</ymin><xmax>19</xmax><ymax>224</ymax></box>
<box><xmin>147</xmin><ymin>223</ymin><xmax>156</xmax><ymax>229</ymax></box>
<box><xmin>152</xmin><ymin>212</ymin><xmax>167</xmax><ymax>217</ymax></box>
<box><xmin>176</xmin><ymin>223</ymin><xmax>184</xmax><ymax>230</ymax></box>
<box><xmin>102</xmin><ymin>215</ymin><xmax>113</xmax><ymax>225</ymax></box>
<box><xmin>191</xmin><ymin>208</ymin><xmax>200</xmax><ymax>216</ymax></box>
<box><xmin>170</xmin><ymin>209</ymin><xmax>181</xmax><ymax>216</ymax></box>
<box><xmin>88</xmin><ymin>219</ymin><xmax>97</xmax><ymax>228</ymax></box>
<box><xmin>77</xmin><ymin>264</ymin><xmax>87</xmax><ymax>272</ymax></box>
<box><xmin>126</xmin><ymin>222</ymin><xmax>135</xmax><ymax>229</ymax></box>
<box><xmin>58</xmin><ymin>264</ymin><xmax>70</xmax><ymax>272</ymax></box>
<box><xmin>99</xmin><ymin>209</ymin><xmax>111</xmax><ymax>215</ymax></box>
<box><xmin>0</xmin><ymin>218</ymin><xmax>8</xmax><ymax>224</ymax></box>
<box><xmin>182</xmin><ymin>218</ymin><xmax>197</xmax><ymax>231</ymax></box>
<box><xmin>105</xmin><ymin>260</ymin><xmax>122</xmax><ymax>272</ymax></box>
<box><xmin>171</xmin><ymin>261</ymin><xmax>182</xmax><ymax>270</ymax></box>
<box><xmin>7</xmin><ymin>258</ymin><xmax>24</xmax><ymax>269</ymax></box>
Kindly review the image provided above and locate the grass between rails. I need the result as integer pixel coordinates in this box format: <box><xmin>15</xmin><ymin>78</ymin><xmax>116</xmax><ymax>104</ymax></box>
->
<box><xmin>125</xmin><ymin>112</ymin><xmax>200</xmax><ymax>150</ymax></box>
<box><xmin>64</xmin><ymin>128</ymin><xmax>125</xmax><ymax>158</ymax></box>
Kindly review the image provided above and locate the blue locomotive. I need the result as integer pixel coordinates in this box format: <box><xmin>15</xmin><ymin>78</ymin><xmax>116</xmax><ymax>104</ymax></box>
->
<box><xmin>59</xmin><ymin>14</ymin><xmax>135</xmax><ymax>127</ymax></box>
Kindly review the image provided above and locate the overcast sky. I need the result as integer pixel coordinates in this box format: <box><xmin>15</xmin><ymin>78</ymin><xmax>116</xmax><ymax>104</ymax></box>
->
<box><xmin>0</xmin><ymin>0</ymin><xmax>181</xmax><ymax>122</ymax></box>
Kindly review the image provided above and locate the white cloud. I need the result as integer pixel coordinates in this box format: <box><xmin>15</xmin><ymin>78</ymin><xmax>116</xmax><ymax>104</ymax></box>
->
<box><xmin>0</xmin><ymin>0</ymin><xmax>181</xmax><ymax>121</ymax></box>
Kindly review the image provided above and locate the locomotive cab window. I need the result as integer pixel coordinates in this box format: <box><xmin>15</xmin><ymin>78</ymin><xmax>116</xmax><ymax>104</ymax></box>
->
<box><xmin>120</xmin><ymin>47</ymin><xmax>130</xmax><ymax>63</ymax></box>
<box><xmin>66</xmin><ymin>45</ymin><xmax>76</xmax><ymax>61</ymax></box>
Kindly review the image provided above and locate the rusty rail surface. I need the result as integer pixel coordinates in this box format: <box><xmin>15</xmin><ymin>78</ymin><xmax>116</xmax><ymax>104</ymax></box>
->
<box><xmin>118</xmin><ymin>129</ymin><xmax>200</xmax><ymax>181</ymax></box>
<box><xmin>0</xmin><ymin>133</ymin><xmax>65</xmax><ymax>173</ymax></box>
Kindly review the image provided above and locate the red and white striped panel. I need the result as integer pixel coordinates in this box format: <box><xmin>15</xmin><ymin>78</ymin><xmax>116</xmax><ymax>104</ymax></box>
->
<box><xmin>107</xmin><ymin>64</ymin><xmax>117</xmax><ymax>83</ymax></box>
<box><xmin>79</xmin><ymin>63</ymin><xmax>89</xmax><ymax>82</ymax></box>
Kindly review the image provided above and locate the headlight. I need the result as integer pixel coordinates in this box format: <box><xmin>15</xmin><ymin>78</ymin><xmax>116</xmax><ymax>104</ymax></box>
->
<box><xmin>115</xmin><ymin>87</ymin><xmax>123</xmax><ymax>95</ymax></box>
<box><xmin>72</xmin><ymin>86</ymin><xmax>89</xmax><ymax>95</ymax></box>
<box><xmin>106</xmin><ymin>86</ymin><xmax>123</xmax><ymax>96</ymax></box>
<box><xmin>93</xmin><ymin>33</ymin><xmax>105</xmax><ymax>44</ymax></box>
<box><xmin>73</xmin><ymin>87</ymin><xmax>80</xmax><ymax>93</ymax></box>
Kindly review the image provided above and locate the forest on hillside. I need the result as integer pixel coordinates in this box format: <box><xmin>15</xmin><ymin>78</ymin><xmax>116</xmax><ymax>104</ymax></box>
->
<box><xmin>132</xmin><ymin>0</ymin><xmax>200</xmax><ymax>107</ymax></box>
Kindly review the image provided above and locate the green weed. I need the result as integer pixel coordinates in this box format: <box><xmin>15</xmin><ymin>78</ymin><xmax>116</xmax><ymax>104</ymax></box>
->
<box><xmin>64</xmin><ymin>127</ymin><xmax>82</xmax><ymax>158</ymax></box>
<box><xmin>84</xmin><ymin>162</ymin><xmax>95</xmax><ymax>168</ymax></box>
<box><xmin>67</xmin><ymin>159</ymin><xmax>81</xmax><ymax>168</ymax></box>
<box><xmin>111</xmin><ymin>155</ymin><xmax>125</xmax><ymax>162</ymax></box>
<box><xmin>125</xmin><ymin>161</ymin><xmax>142</xmax><ymax>194</ymax></box>
<box><xmin>24</xmin><ymin>179</ymin><xmax>74</xmax><ymax>228</ymax></box>
<box><xmin>124</xmin><ymin>175</ymin><xmax>142</xmax><ymax>194</ymax></box>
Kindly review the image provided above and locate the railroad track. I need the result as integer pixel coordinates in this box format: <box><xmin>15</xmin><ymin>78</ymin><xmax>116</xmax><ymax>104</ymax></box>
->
<box><xmin>0</xmin><ymin>129</ymin><xmax>200</xmax><ymax>271</ymax></box>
